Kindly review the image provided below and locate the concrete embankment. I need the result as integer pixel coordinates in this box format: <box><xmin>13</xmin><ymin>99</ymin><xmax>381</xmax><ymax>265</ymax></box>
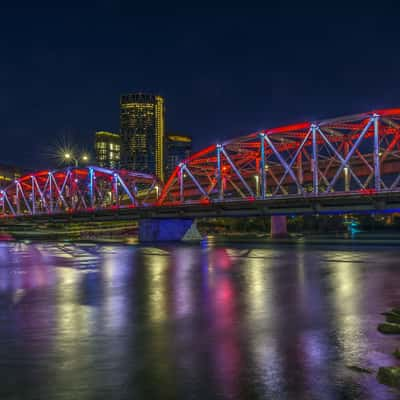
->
<box><xmin>0</xmin><ymin>220</ymin><xmax>138</xmax><ymax>241</ymax></box>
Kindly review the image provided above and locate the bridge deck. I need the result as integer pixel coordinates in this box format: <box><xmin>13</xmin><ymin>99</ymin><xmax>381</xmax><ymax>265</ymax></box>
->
<box><xmin>3</xmin><ymin>191</ymin><xmax>400</xmax><ymax>222</ymax></box>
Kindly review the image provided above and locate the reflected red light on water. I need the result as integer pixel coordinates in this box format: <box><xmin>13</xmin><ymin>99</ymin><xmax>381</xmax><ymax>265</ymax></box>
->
<box><xmin>211</xmin><ymin>249</ymin><xmax>232</xmax><ymax>270</ymax></box>
<box><xmin>216</xmin><ymin>278</ymin><xmax>233</xmax><ymax>303</ymax></box>
<box><xmin>213</xmin><ymin>275</ymin><xmax>240</xmax><ymax>399</ymax></box>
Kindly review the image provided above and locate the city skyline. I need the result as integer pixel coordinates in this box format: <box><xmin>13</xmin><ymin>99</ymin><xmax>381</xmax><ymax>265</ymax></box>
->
<box><xmin>1</xmin><ymin>4</ymin><xmax>400</xmax><ymax>169</ymax></box>
<box><xmin>0</xmin><ymin>90</ymin><xmax>192</xmax><ymax>184</ymax></box>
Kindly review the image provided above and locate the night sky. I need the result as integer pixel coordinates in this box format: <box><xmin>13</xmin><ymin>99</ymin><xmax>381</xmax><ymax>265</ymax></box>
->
<box><xmin>1</xmin><ymin>2</ymin><xmax>399</xmax><ymax>168</ymax></box>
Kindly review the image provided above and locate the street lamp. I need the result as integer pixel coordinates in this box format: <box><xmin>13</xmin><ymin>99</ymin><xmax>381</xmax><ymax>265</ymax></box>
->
<box><xmin>64</xmin><ymin>153</ymin><xmax>89</xmax><ymax>167</ymax></box>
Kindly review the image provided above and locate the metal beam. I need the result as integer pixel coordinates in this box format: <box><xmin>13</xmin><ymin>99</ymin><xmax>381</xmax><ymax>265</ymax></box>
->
<box><xmin>272</xmin><ymin>129</ymin><xmax>311</xmax><ymax>196</ymax></box>
<box><xmin>89</xmin><ymin>168</ymin><xmax>95</xmax><ymax>208</ymax></box>
<box><xmin>182</xmin><ymin>164</ymin><xmax>208</xmax><ymax>198</ymax></box>
<box><xmin>317</xmin><ymin>128</ymin><xmax>365</xmax><ymax>191</ymax></box>
<box><xmin>259</xmin><ymin>134</ymin><xmax>266</xmax><ymax>199</ymax></box>
<box><xmin>220</xmin><ymin>146</ymin><xmax>255</xmax><ymax>197</ymax></box>
<box><xmin>217</xmin><ymin>145</ymin><xmax>224</xmax><ymax>200</ymax></box>
<box><xmin>179</xmin><ymin>165</ymin><xmax>184</xmax><ymax>202</ymax></box>
<box><xmin>374</xmin><ymin>114</ymin><xmax>381</xmax><ymax>191</ymax></box>
<box><xmin>264</xmin><ymin>134</ymin><xmax>304</xmax><ymax>195</ymax></box>
<box><xmin>325</xmin><ymin>117</ymin><xmax>374</xmax><ymax>192</ymax></box>
<box><xmin>312</xmin><ymin>124</ymin><xmax>318</xmax><ymax>195</ymax></box>
<box><xmin>31</xmin><ymin>176</ymin><xmax>36</xmax><ymax>215</ymax></box>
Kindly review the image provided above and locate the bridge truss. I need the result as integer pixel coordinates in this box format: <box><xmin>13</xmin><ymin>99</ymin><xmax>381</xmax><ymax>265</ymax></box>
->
<box><xmin>2</xmin><ymin>109</ymin><xmax>400</xmax><ymax>218</ymax></box>
<box><xmin>159</xmin><ymin>109</ymin><xmax>400</xmax><ymax>205</ymax></box>
<box><xmin>0</xmin><ymin>166</ymin><xmax>159</xmax><ymax>216</ymax></box>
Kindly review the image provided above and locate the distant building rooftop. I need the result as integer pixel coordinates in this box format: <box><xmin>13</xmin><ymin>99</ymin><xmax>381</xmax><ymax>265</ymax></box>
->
<box><xmin>167</xmin><ymin>135</ymin><xmax>192</xmax><ymax>143</ymax></box>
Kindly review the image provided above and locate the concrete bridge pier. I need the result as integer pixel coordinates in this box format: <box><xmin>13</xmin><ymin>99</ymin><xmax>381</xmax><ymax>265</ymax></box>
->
<box><xmin>138</xmin><ymin>218</ymin><xmax>203</xmax><ymax>242</ymax></box>
<box><xmin>270</xmin><ymin>215</ymin><xmax>288</xmax><ymax>238</ymax></box>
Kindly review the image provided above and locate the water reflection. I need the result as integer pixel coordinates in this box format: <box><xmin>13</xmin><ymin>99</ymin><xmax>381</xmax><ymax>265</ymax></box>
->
<box><xmin>145</xmin><ymin>248</ymin><xmax>169</xmax><ymax>323</ymax></box>
<box><xmin>0</xmin><ymin>242</ymin><xmax>399</xmax><ymax>399</ymax></box>
<box><xmin>330</xmin><ymin>259</ymin><xmax>365</xmax><ymax>365</ymax></box>
<box><xmin>171</xmin><ymin>247</ymin><xmax>194</xmax><ymax>318</ymax></box>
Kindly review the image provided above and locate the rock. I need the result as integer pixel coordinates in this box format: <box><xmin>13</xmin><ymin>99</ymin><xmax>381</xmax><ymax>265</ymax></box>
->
<box><xmin>382</xmin><ymin>308</ymin><xmax>400</xmax><ymax>315</ymax></box>
<box><xmin>393</xmin><ymin>348</ymin><xmax>400</xmax><ymax>360</ymax></box>
<box><xmin>386</xmin><ymin>314</ymin><xmax>400</xmax><ymax>324</ymax></box>
<box><xmin>347</xmin><ymin>365</ymin><xmax>373</xmax><ymax>374</ymax></box>
<box><xmin>382</xmin><ymin>309</ymin><xmax>400</xmax><ymax>324</ymax></box>
<box><xmin>378</xmin><ymin>323</ymin><xmax>400</xmax><ymax>334</ymax></box>
<box><xmin>377</xmin><ymin>367</ymin><xmax>400</xmax><ymax>390</ymax></box>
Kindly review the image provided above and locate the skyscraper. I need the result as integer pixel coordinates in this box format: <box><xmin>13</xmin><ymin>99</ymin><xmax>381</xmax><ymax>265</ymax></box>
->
<box><xmin>120</xmin><ymin>93</ymin><xmax>165</xmax><ymax>180</ymax></box>
<box><xmin>94</xmin><ymin>131</ymin><xmax>121</xmax><ymax>169</ymax></box>
<box><xmin>165</xmin><ymin>134</ymin><xmax>192</xmax><ymax>178</ymax></box>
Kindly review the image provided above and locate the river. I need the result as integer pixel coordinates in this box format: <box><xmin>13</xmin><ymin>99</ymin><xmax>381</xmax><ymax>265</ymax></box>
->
<box><xmin>0</xmin><ymin>240</ymin><xmax>399</xmax><ymax>399</ymax></box>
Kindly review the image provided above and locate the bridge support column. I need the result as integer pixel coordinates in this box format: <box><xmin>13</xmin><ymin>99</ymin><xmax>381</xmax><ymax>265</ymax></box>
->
<box><xmin>138</xmin><ymin>218</ymin><xmax>203</xmax><ymax>242</ymax></box>
<box><xmin>270</xmin><ymin>215</ymin><xmax>288</xmax><ymax>238</ymax></box>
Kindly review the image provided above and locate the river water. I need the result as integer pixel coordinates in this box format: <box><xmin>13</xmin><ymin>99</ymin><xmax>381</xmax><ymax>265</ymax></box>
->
<box><xmin>0</xmin><ymin>240</ymin><xmax>399</xmax><ymax>399</ymax></box>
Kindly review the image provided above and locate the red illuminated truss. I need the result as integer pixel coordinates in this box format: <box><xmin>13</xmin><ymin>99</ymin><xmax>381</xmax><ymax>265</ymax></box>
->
<box><xmin>3</xmin><ymin>109</ymin><xmax>400</xmax><ymax>217</ymax></box>
<box><xmin>0</xmin><ymin>166</ymin><xmax>159</xmax><ymax>217</ymax></box>
<box><xmin>159</xmin><ymin>109</ymin><xmax>400</xmax><ymax>205</ymax></box>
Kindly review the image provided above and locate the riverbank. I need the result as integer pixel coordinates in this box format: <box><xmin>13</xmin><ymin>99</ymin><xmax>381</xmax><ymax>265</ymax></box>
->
<box><xmin>2</xmin><ymin>230</ymin><xmax>400</xmax><ymax>247</ymax></box>
<box><xmin>0</xmin><ymin>220</ymin><xmax>138</xmax><ymax>241</ymax></box>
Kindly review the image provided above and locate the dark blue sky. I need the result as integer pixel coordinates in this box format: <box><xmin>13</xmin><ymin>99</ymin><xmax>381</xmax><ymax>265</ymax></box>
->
<box><xmin>1</xmin><ymin>2</ymin><xmax>399</xmax><ymax>168</ymax></box>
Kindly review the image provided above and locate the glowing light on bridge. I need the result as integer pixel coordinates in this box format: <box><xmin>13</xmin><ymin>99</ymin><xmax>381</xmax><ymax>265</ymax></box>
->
<box><xmin>0</xmin><ymin>166</ymin><xmax>159</xmax><ymax>217</ymax></box>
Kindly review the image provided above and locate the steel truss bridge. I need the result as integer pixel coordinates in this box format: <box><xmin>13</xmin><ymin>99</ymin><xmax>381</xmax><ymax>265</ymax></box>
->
<box><xmin>2</xmin><ymin>108</ymin><xmax>400</xmax><ymax>220</ymax></box>
<box><xmin>0</xmin><ymin>167</ymin><xmax>159</xmax><ymax>217</ymax></box>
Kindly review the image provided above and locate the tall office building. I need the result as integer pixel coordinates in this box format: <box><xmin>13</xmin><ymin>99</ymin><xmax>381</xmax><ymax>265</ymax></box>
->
<box><xmin>165</xmin><ymin>134</ymin><xmax>192</xmax><ymax>178</ymax></box>
<box><xmin>120</xmin><ymin>93</ymin><xmax>165</xmax><ymax>181</ymax></box>
<box><xmin>95</xmin><ymin>131</ymin><xmax>121</xmax><ymax>168</ymax></box>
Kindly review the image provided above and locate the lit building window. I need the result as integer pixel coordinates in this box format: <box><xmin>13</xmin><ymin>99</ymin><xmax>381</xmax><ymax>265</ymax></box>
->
<box><xmin>94</xmin><ymin>131</ymin><xmax>121</xmax><ymax>169</ymax></box>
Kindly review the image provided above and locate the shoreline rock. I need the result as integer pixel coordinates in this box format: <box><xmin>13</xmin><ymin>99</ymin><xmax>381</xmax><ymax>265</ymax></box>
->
<box><xmin>376</xmin><ymin>308</ymin><xmax>400</xmax><ymax>391</ymax></box>
<box><xmin>377</xmin><ymin>367</ymin><xmax>400</xmax><ymax>390</ymax></box>
<box><xmin>382</xmin><ymin>309</ymin><xmax>400</xmax><ymax>324</ymax></box>
<box><xmin>377</xmin><ymin>322</ymin><xmax>400</xmax><ymax>334</ymax></box>
<box><xmin>393</xmin><ymin>348</ymin><xmax>400</xmax><ymax>360</ymax></box>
